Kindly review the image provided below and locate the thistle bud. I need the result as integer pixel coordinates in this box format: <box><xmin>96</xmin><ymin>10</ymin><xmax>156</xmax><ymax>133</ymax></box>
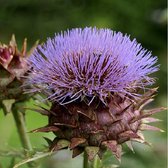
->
<box><xmin>25</xmin><ymin>27</ymin><xmax>165</xmax><ymax>160</ymax></box>
<box><xmin>0</xmin><ymin>35</ymin><xmax>38</xmax><ymax>113</ymax></box>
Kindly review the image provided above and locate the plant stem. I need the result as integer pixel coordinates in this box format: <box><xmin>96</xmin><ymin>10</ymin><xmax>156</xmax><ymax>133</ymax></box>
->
<box><xmin>12</xmin><ymin>103</ymin><xmax>35</xmax><ymax>167</ymax></box>
<box><xmin>12</xmin><ymin>103</ymin><xmax>33</xmax><ymax>151</ymax></box>
<box><xmin>93</xmin><ymin>155</ymin><xmax>99</xmax><ymax>168</ymax></box>
<box><xmin>83</xmin><ymin>151</ymin><xmax>89</xmax><ymax>168</ymax></box>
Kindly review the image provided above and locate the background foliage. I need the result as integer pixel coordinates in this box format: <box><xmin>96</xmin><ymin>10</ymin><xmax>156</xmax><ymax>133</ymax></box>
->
<box><xmin>0</xmin><ymin>0</ymin><xmax>167</xmax><ymax>168</ymax></box>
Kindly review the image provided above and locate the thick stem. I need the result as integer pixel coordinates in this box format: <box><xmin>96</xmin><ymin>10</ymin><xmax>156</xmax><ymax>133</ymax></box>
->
<box><xmin>83</xmin><ymin>151</ymin><xmax>89</xmax><ymax>168</ymax></box>
<box><xmin>12</xmin><ymin>103</ymin><xmax>33</xmax><ymax>151</ymax></box>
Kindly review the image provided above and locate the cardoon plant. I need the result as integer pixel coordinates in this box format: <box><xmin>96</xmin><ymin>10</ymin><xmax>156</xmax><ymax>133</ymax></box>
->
<box><xmin>25</xmin><ymin>27</ymin><xmax>165</xmax><ymax>167</ymax></box>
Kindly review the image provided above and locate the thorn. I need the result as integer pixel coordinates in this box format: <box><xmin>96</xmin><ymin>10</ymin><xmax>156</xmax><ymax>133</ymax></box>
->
<box><xmin>70</xmin><ymin>138</ymin><xmax>86</xmax><ymax>149</ymax></box>
<box><xmin>144</xmin><ymin>141</ymin><xmax>152</xmax><ymax>147</ymax></box>
<box><xmin>142</xmin><ymin>117</ymin><xmax>162</xmax><ymax>123</ymax></box>
<box><xmin>131</xmin><ymin>138</ymin><xmax>152</xmax><ymax>147</ymax></box>
<box><xmin>10</xmin><ymin>34</ymin><xmax>17</xmax><ymax>47</ymax></box>
<box><xmin>125</xmin><ymin>141</ymin><xmax>135</xmax><ymax>153</ymax></box>
<box><xmin>66</xmin><ymin>103</ymin><xmax>96</xmax><ymax>120</ymax></box>
<box><xmin>77</xmin><ymin>109</ymin><xmax>96</xmax><ymax>121</ymax></box>
<box><xmin>24</xmin><ymin>107</ymin><xmax>50</xmax><ymax>116</ymax></box>
<box><xmin>27</xmin><ymin>40</ymin><xmax>39</xmax><ymax>56</ymax></box>
<box><xmin>138</xmin><ymin>99</ymin><xmax>154</xmax><ymax>111</ymax></box>
<box><xmin>120</xmin><ymin>102</ymin><xmax>133</xmax><ymax>114</ymax></box>
<box><xmin>140</xmin><ymin>124</ymin><xmax>164</xmax><ymax>132</ymax></box>
<box><xmin>136</xmin><ymin>131</ymin><xmax>145</xmax><ymax>140</ymax></box>
<box><xmin>131</xmin><ymin>107</ymin><xmax>165</xmax><ymax>123</ymax></box>
<box><xmin>129</xmin><ymin>131</ymin><xmax>151</xmax><ymax>146</ymax></box>
<box><xmin>21</xmin><ymin>38</ymin><xmax>27</xmax><ymax>56</ymax></box>
<box><xmin>35</xmin><ymin>105</ymin><xmax>57</xmax><ymax>116</ymax></box>
<box><xmin>144</xmin><ymin>88</ymin><xmax>158</xmax><ymax>97</ymax></box>
<box><xmin>143</xmin><ymin>107</ymin><xmax>167</xmax><ymax>115</ymax></box>
<box><xmin>119</xmin><ymin>131</ymin><xmax>140</xmax><ymax>139</ymax></box>
<box><xmin>131</xmin><ymin>138</ymin><xmax>145</xmax><ymax>144</ymax></box>
<box><xmin>136</xmin><ymin>88</ymin><xmax>158</xmax><ymax>109</ymax></box>
<box><xmin>29</xmin><ymin>125</ymin><xmax>60</xmax><ymax>133</ymax></box>
<box><xmin>53</xmin><ymin>122</ymin><xmax>77</xmax><ymax>128</ymax></box>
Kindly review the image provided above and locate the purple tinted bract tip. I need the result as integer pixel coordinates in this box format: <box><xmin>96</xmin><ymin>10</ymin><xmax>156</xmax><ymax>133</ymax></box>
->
<box><xmin>25</xmin><ymin>27</ymin><xmax>159</xmax><ymax>104</ymax></box>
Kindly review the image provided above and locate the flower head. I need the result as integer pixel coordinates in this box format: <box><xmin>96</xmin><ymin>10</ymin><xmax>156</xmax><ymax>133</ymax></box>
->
<box><xmin>26</xmin><ymin>27</ymin><xmax>158</xmax><ymax>104</ymax></box>
<box><xmin>25</xmin><ymin>27</ymin><xmax>164</xmax><ymax>161</ymax></box>
<box><xmin>0</xmin><ymin>35</ymin><xmax>38</xmax><ymax>103</ymax></box>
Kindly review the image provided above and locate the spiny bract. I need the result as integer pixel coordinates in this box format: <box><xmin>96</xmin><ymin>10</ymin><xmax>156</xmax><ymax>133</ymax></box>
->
<box><xmin>0</xmin><ymin>35</ymin><xmax>38</xmax><ymax>114</ymax></box>
<box><xmin>25</xmin><ymin>27</ymin><xmax>164</xmax><ymax>161</ymax></box>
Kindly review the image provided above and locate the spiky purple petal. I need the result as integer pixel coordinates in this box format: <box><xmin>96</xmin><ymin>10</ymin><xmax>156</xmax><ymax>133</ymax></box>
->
<box><xmin>25</xmin><ymin>27</ymin><xmax>158</xmax><ymax>104</ymax></box>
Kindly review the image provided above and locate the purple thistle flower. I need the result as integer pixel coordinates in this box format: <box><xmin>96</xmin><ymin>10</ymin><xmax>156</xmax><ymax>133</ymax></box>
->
<box><xmin>26</xmin><ymin>28</ymin><xmax>164</xmax><ymax>161</ymax></box>
<box><xmin>26</xmin><ymin>27</ymin><xmax>158</xmax><ymax>104</ymax></box>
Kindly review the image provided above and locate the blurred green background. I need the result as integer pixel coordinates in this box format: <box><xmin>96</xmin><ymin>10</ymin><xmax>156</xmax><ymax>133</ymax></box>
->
<box><xmin>0</xmin><ymin>0</ymin><xmax>167</xmax><ymax>168</ymax></box>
